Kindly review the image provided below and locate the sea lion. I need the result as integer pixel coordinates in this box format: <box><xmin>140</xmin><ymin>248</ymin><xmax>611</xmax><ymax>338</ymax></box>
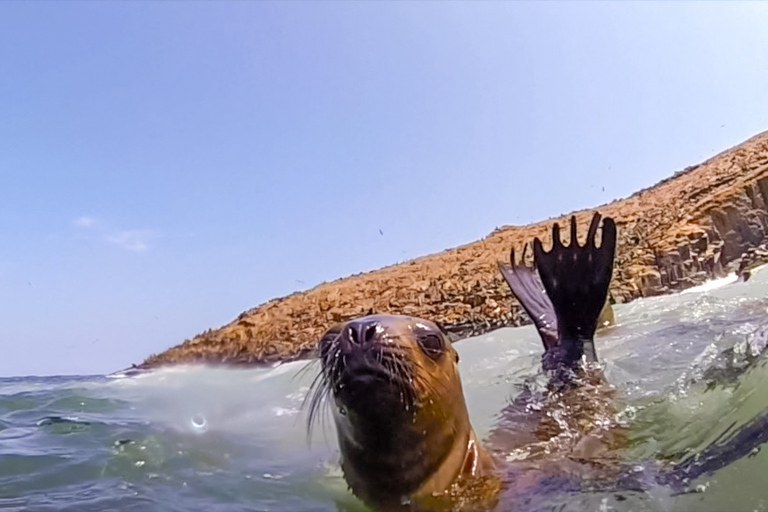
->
<box><xmin>307</xmin><ymin>213</ymin><xmax>760</xmax><ymax>510</ymax></box>
<box><xmin>309</xmin><ymin>213</ymin><xmax>617</xmax><ymax>510</ymax></box>
<box><xmin>307</xmin><ymin>314</ymin><xmax>498</xmax><ymax>510</ymax></box>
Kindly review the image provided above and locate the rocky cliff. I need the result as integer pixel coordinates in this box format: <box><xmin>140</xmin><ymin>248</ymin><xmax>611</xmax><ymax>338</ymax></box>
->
<box><xmin>141</xmin><ymin>130</ymin><xmax>768</xmax><ymax>368</ymax></box>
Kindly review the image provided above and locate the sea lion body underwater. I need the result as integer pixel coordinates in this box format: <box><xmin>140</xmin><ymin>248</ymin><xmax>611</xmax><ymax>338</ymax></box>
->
<box><xmin>307</xmin><ymin>213</ymin><xmax>752</xmax><ymax>510</ymax></box>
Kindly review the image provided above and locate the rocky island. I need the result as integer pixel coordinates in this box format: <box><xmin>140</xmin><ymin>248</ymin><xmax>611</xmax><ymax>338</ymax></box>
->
<box><xmin>141</xmin><ymin>130</ymin><xmax>768</xmax><ymax>368</ymax></box>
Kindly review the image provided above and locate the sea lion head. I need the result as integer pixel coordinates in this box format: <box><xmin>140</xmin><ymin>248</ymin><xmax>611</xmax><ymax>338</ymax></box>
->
<box><xmin>308</xmin><ymin>314</ymin><xmax>489</xmax><ymax>509</ymax></box>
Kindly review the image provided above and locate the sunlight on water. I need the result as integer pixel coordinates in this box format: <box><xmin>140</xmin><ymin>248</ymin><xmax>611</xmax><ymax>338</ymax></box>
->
<box><xmin>680</xmin><ymin>273</ymin><xmax>738</xmax><ymax>294</ymax></box>
<box><xmin>3</xmin><ymin>267</ymin><xmax>768</xmax><ymax>510</ymax></box>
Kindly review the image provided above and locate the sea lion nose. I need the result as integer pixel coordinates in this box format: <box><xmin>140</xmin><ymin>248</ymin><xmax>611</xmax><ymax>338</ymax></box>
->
<box><xmin>342</xmin><ymin>320</ymin><xmax>380</xmax><ymax>347</ymax></box>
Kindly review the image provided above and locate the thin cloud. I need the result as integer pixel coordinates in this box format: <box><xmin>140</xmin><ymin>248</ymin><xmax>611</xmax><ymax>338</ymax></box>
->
<box><xmin>106</xmin><ymin>230</ymin><xmax>156</xmax><ymax>252</ymax></box>
<box><xmin>73</xmin><ymin>216</ymin><xmax>97</xmax><ymax>228</ymax></box>
<box><xmin>72</xmin><ymin>216</ymin><xmax>158</xmax><ymax>252</ymax></box>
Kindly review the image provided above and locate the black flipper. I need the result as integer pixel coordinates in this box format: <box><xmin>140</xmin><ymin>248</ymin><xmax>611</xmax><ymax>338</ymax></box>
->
<box><xmin>533</xmin><ymin>213</ymin><xmax>616</xmax><ymax>370</ymax></box>
<box><xmin>498</xmin><ymin>245</ymin><xmax>559</xmax><ymax>352</ymax></box>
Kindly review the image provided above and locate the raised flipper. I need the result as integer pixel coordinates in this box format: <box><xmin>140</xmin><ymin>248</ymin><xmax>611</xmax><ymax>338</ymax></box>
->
<box><xmin>498</xmin><ymin>245</ymin><xmax>558</xmax><ymax>352</ymax></box>
<box><xmin>533</xmin><ymin>213</ymin><xmax>616</xmax><ymax>370</ymax></box>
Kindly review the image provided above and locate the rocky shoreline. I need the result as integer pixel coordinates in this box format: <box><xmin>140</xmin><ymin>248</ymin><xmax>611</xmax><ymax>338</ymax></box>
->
<box><xmin>141</xmin><ymin>130</ymin><xmax>768</xmax><ymax>368</ymax></box>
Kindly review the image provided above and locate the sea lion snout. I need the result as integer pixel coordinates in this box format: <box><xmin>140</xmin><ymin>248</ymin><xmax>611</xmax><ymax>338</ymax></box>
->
<box><xmin>318</xmin><ymin>315</ymin><xmax>422</xmax><ymax>412</ymax></box>
<box><xmin>338</xmin><ymin>318</ymin><xmax>383</xmax><ymax>348</ymax></box>
<box><xmin>324</xmin><ymin>314</ymin><xmax>449</xmax><ymax>363</ymax></box>
<box><xmin>333</xmin><ymin>318</ymin><xmax>391</xmax><ymax>366</ymax></box>
<box><xmin>332</xmin><ymin>318</ymin><xmax>402</xmax><ymax>388</ymax></box>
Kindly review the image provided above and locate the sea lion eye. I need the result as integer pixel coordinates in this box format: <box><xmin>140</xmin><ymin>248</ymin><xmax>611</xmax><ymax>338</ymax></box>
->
<box><xmin>417</xmin><ymin>333</ymin><xmax>444</xmax><ymax>360</ymax></box>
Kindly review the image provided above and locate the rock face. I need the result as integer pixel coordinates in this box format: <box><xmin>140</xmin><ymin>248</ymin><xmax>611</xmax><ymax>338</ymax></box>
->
<box><xmin>141</xmin><ymin>131</ymin><xmax>768</xmax><ymax>368</ymax></box>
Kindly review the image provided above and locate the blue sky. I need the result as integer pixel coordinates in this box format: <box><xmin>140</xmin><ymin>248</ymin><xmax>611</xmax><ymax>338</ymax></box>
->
<box><xmin>1</xmin><ymin>2</ymin><xmax>767</xmax><ymax>377</ymax></box>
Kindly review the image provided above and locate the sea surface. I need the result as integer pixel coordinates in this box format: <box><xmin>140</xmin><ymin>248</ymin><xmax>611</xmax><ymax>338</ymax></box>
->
<box><xmin>4</xmin><ymin>269</ymin><xmax>768</xmax><ymax>511</ymax></box>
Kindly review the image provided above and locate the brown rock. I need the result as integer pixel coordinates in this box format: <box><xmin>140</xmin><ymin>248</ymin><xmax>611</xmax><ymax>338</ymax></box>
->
<box><xmin>141</xmin><ymin>130</ymin><xmax>768</xmax><ymax>369</ymax></box>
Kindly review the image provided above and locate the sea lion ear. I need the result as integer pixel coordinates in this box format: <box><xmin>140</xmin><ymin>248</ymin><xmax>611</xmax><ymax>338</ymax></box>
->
<box><xmin>436</xmin><ymin>322</ymin><xmax>461</xmax><ymax>346</ymax></box>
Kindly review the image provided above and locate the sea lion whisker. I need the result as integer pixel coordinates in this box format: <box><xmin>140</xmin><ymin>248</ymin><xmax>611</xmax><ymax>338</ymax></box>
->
<box><xmin>299</xmin><ymin>359</ymin><xmax>329</xmax><ymax>436</ymax></box>
<box><xmin>375</xmin><ymin>351</ymin><xmax>416</xmax><ymax>409</ymax></box>
<box><xmin>395</xmin><ymin>359</ymin><xmax>418</xmax><ymax>410</ymax></box>
<box><xmin>305</xmin><ymin>367</ymin><xmax>332</xmax><ymax>440</ymax></box>
<box><xmin>410</xmin><ymin>357</ymin><xmax>442</xmax><ymax>394</ymax></box>
<box><xmin>294</xmin><ymin>357</ymin><xmax>321</xmax><ymax>382</ymax></box>
<box><xmin>305</xmin><ymin>339</ymin><xmax>345</xmax><ymax>440</ymax></box>
<box><xmin>379</xmin><ymin>350</ymin><xmax>414</xmax><ymax>377</ymax></box>
<box><xmin>381</xmin><ymin>357</ymin><xmax>410</xmax><ymax>409</ymax></box>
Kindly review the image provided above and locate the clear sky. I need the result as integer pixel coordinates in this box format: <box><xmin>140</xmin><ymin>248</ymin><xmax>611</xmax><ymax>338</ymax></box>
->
<box><xmin>1</xmin><ymin>2</ymin><xmax>767</xmax><ymax>377</ymax></box>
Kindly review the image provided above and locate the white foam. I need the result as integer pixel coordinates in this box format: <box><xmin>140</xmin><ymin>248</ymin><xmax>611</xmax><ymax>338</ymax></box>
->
<box><xmin>681</xmin><ymin>273</ymin><xmax>738</xmax><ymax>294</ymax></box>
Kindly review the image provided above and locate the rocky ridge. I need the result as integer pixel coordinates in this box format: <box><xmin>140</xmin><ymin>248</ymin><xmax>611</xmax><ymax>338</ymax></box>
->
<box><xmin>142</xmin><ymin>130</ymin><xmax>768</xmax><ymax>368</ymax></box>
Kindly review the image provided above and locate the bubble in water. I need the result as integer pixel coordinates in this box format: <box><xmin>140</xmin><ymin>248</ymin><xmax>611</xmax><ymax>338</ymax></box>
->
<box><xmin>190</xmin><ymin>414</ymin><xmax>208</xmax><ymax>433</ymax></box>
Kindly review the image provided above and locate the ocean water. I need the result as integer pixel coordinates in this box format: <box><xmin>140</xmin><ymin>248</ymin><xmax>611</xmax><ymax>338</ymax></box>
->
<box><xmin>4</xmin><ymin>269</ymin><xmax>768</xmax><ymax>511</ymax></box>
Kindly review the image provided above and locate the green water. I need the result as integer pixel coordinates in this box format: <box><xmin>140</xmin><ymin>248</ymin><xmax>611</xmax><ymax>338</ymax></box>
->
<box><xmin>3</xmin><ymin>269</ymin><xmax>768</xmax><ymax>511</ymax></box>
